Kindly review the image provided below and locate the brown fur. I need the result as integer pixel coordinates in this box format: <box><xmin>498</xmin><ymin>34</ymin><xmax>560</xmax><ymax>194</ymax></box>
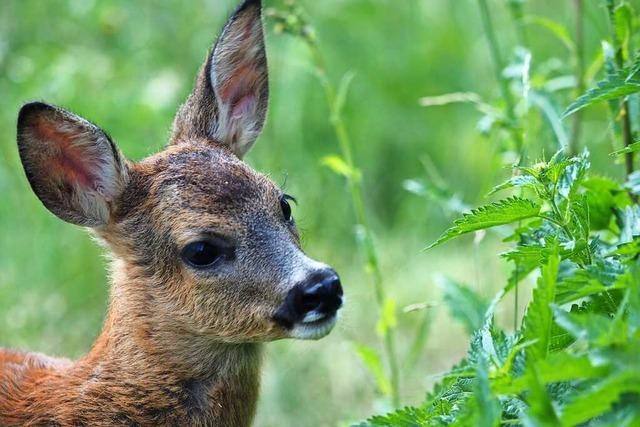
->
<box><xmin>2</xmin><ymin>1</ymin><xmax>337</xmax><ymax>426</ymax></box>
<box><xmin>3</xmin><ymin>140</ymin><xmax>288</xmax><ymax>427</ymax></box>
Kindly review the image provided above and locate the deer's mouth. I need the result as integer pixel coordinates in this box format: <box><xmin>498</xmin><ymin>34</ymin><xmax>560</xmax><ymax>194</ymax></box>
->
<box><xmin>290</xmin><ymin>313</ymin><xmax>338</xmax><ymax>340</ymax></box>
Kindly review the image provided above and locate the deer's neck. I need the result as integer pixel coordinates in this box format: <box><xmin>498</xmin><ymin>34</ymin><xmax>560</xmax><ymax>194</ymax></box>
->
<box><xmin>78</xmin><ymin>310</ymin><xmax>263</xmax><ymax>426</ymax></box>
<box><xmin>7</xmin><ymin>265</ymin><xmax>264</xmax><ymax>427</ymax></box>
<box><xmin>72</xmin><ymin>265</ymin><xmax>264</xmax><ymax>427</ymax></box>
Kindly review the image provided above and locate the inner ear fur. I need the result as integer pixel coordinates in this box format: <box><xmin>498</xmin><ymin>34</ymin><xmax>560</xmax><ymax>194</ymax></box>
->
<box><xmin>171</xmin><ymin>0</ymin><xmax>268</xmax><ymax>159</ymax></box>
<box><xmin>17</xmin><ymin>102</ymin><xmax>129</xmax><ymax>227</ymax></box>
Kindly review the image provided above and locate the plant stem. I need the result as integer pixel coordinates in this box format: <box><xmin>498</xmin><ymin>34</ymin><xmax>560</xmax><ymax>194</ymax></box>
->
<box><xmin>621</xmin><ymin>106</ymin><xmax>634</xmax><ymax>177</ymax></box>
<box><xmin>484</xmin><ymin>0</ymin><xmax>526</xmax><ymax>329</ymax></box>
<box><xmin>606</xmin><ymin>0</ymin><xmax>635</xmax><ymax>177</ymax></box>
<box><xmin>514</xmin><ymin>218</ymin><xmax>521</xmax><ymax>331</ymax></box>
<box><xmin>507</xmin><ymin>0</ymin><xmax>528</xmax><ymax>47</ymax></box>
<box><xmin>477</xmin><ymin>0</ymin><xmax>523</xmax><ymax>155</ymax></box>
<box><xmin>570</xmin><ymin>0</ymin><xmax>585</xmax><ymax>156</ymax></box>
<box><xmin>306</xmin><ymin>38</ymin><xmax>401</xmax><ymax>408</ymax></box>
<box><xmin>537</xmin><ymin>214</ymin><xmax>567</xmax><ymax>230</ymax></box>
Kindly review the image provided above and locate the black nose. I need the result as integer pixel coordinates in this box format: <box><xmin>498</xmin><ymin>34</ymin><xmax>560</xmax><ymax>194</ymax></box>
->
<box><xmin>273</xmin><ymin>269</ymin><xmax>343</xmax><ymax>328</ymax></box>
<box><xmin>298</xmin><ymin>270</ymin><xmax>343</xmax><ymax>315</ymax></box>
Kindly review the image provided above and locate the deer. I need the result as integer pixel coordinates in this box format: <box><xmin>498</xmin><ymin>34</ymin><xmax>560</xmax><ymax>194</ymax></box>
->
<box><xmin>0</xmin><ymin>0</ymin><xmax>344</xmax><ymax>425</ymax></box>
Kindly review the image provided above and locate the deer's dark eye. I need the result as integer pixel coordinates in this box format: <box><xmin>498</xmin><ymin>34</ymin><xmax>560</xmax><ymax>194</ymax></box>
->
<box><xmin>182</xmin><ymin>241</ymin><xmax>233</xmax><ymax>268</ymax></box>
<box><xmin>280</xmin><ymin>195</ymin><xmax>295</xmax><ymax>222</ymax></box>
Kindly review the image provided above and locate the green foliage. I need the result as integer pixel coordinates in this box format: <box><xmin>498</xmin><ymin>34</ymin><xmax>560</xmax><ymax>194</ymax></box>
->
<box><xmin>426</xmin><ymin>197</ymin><xmax>541</xmax><ymax>249</ymax></box>
<box><xmin>439</xmin><ymin>277</ymin><xmax>489</xmax><ymax>335</ymax></box>
<box><xmin>611</xmin><ymin>140</ymin><xmax>640</xmax><ymax>156</ymax></box>
<box><xmin>270</xmin><ymin>0</ymin><xmax>403</xmax><ymax>408</ymax></box>
<box><xmin>353</xmin><ymin>343</ymin><xmax>392</xmax><ymax>397</ymax></box>
<box><xmin>359</xmin><ymin>149</ymin><xmax>640</xmax><ymax>426</ymax></box>
<box><xmin>357</xmin><ymin>0</ymin><xmax>640</xmax><ymax>425</ymax></box>
<box><xmin>562</xmin><ymin>73</ymin><xmax>640</xmax><ymax>118</ymax></box>
<box><xmin>3</xmin><ymin>1</ymin><xmax>640</xmax><ymax>426</ymax></box>
<box><xmin>522</xmin><ymin>249</ymin><xmax>559</xmax><ymax>363</ymax></box>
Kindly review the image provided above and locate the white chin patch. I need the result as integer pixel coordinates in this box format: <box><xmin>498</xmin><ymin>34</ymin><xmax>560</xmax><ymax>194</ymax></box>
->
<box><xmin>291</xmin><ymin>314</ymin><xmax>338</xmax><ymax>340</ymax></box>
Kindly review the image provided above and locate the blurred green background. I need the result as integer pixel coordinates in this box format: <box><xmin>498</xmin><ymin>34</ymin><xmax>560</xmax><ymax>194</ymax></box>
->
<box><xmin>0</xmin><ymin>0</ymin><xmax>636</xmax><ymax>425</ymax></box>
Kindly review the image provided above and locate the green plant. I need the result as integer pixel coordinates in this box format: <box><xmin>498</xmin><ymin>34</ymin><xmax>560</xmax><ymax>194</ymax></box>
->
<box><xmin>266</xmin><ymin>0</ymin><xmax>401</xmax><ymax>407</ymax></box>
<box><xmin>357</xmin><ymin>0</ymin><xmax>640</xmax><ymax>424</ymax></box>
<box><xmin>358</xmin><ymin>148</ymin><xmax>640</xmax><ymax>426</ymax></box>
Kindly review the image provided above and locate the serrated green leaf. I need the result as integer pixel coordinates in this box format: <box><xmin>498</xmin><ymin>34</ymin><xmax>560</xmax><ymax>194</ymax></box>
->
<box><xmin>427</xmin><ymin>197</ymin><xmax>541</xmax><ymax>249</ymax></box>
<box><xmin>493</xmin><ymin>353</ymin><xmax>609</xmax><ymax>395</ymax></box>
<box><xmin>629</xmin><ymin>263</ymin><xmax>640</xmax><ymax>330</ymax></box>
<box><xmin>402</xmin><ymin>178</ymin><xmax>470</xmax><ymax>215</ymax></box>
<box><xmin>560</xmin><ymin>371</ymin><xmax>640</xmax><ymax>426</ymax></box>
<box><xmin>421</xmin><ymin>359</ymin><xmax>471</xmax><ymax>422</ymax></box>
<box><xmin>488</xmin><ymin>174</ymin><xmax>538</xmax><ymax>195</ymax></box>
<box><xmin>468</xmin><ymin>355</ymin><xmax>501</xmax><ymax>427</ymax></box>
<box><xmin>626</xmin><ymin>51</ymin><xmax>640</xmax><ymax>82</ymax></box>
<box><xmin>359</xmin><ymin>406</ymin><xmax>431</xmax><ymax>427</ymax></box>
<box><xmin>524</xmin><ymin>365</ymin><xmax>562</xmax><ymax>426</ymax></box>
<box><xmin>557</xmin><ymin>150</ymin><xmax>590</xmax><ymax>199</ymax></box>
<box><xmin>439</xmin><ymin>277</ymin><xmax>489</xmax><ymax>334</ymax></box>
<box><xmin>553</xmin><ymin>306</ymin><xmax>615</xmax><ymax>346</ymax></box>
<box><xmin>611</xmin><ymin>141</ymin><xmax>640</xmax><ymax>156</ymax></box>
<box><xmin>502</xmin><ymin>245</ymin><xmax>547</xmax><ymax>264</ymax></box>
<box><xmin>358</xmin><ymin>147</ymin><xmax>640</xmax><ymax>426</ymax></box>
<box><xmin>563</xmin><ymin>74</ymin><xmax>640</xmax><ymax>118</ymax></box>
<box><xmin>586</xmin><ymin>398</ymin><xmax>640</xmax><ymax>426</ymax></box>
<box><xmin>556</xmin><ymin>258</ymin><xmax>626</xmax><ymax>304</ymax></box>
<box><xmin>523</xmin><ymin>248</ymin><xmax>560</xmax><ymax>363</ymax></box>
<box><xmin>581</xmin><ymin>175</ymin><xmax>627</xmax><ymax>230</ymax></box>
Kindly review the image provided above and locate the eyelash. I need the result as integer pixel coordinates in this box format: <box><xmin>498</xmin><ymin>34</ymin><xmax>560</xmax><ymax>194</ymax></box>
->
<box><xmin>283</xmin><ymin>194</ymin><xmax>297</xmax><ymax>204</ymax></box>
<box><xmin>280</xmin><ymin>194</ymin><xmax>296</xmax><ymax>223</ymax></box>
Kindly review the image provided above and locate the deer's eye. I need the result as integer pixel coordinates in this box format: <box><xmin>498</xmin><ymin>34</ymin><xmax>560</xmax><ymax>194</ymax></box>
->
<box><xmin>182</xmin><ymin>241</ymin><xmax>233</xmax><ymax>268</ymax></box>
<box><xmin>280</xmin><ymin>195</ymin><xmax>295</xmax><ymax>222</ymax></box>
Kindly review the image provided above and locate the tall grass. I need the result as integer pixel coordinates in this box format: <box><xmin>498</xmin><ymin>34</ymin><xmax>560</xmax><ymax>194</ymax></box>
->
<box><xmin>266</xmin><ymin>1</ymin><xmax>401</xmax><ymax>407</ymax></box>
<box><xmin>477</xmin><ymin>0</ymin><xmax>523</xmax><ymax>157</ymax></box>
<box><xmin>570</xmin><ymin>0</ymin><xmax>585</xmax><ymax>155</ymax></box>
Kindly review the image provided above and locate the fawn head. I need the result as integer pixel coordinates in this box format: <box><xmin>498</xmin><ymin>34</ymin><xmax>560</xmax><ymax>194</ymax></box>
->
<box><xmin>15</xmin><ymin>0</ymin><xmax>342</xmax><ymax>344</ymax></box>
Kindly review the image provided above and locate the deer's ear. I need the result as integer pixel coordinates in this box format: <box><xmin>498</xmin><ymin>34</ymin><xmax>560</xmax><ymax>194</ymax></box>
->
<box><xmin>172</xmin><ymin>0</ymin><xmax>268</xmax><ymax>159</ymax></box>
<box><xmin>17</xmin><ymin>102</ymin><xmax>129</xmax><ymax>227</ymax></box>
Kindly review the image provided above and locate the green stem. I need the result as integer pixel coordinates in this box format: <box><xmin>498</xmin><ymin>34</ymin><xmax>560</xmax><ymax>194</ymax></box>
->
<box><xmin>477</xmin><ymin>0</ymin><xmax>523</xmax><ymax>155</ymax></box>
<box><xmin>307</xmin><ymin>39</ymin><xmax>401</xmax><ymax>408</ymax></box>
<box><xmin>492</xmin><ymin>0</ymin><xmax>527</xmax><ymax>330</ymax></box>
<box><xmin>606</xmin><ymin>0</ymin><xmax>635</xmax><ymax>178</ymax></box>
<box><xmin>621</xmin><ymin>107</ymin><xmax>634</xmax><ymax>177</ymax></box>
<box><xmin>514</xmin><ymin>219</ymin><xmax>520</xmax><ymax>331</ymax></box>
<box><xmin>537</xmin><ymin>214</ymin><xmax>566</xmax><ymax>230</ymax></box>
<box><xmin>570</xmin><ymin>0</ymin><xmax>585</xmax><ymax>156</ymax></box>
<box><xmin>507</xmin><ymin>0</ymin><xmax>528</xmax><ymax>47</ymax></box>
<box><xmin>550</xmin><ymin>180</ymin><xmax>576</xmax><ymax>241</ymax></box>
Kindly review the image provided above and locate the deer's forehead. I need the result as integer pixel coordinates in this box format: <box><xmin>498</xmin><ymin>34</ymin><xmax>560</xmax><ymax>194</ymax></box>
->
<box><xmin>138</xmin><ymin>147</ymin><xmax>277</xmax><ymax>215</ymax></box>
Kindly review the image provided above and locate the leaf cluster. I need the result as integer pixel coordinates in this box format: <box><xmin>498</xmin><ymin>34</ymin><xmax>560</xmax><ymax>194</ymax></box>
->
<box><xmin>357</xmin><ymin>150</ymin><xmax>640</xmax><ymax>426</ymax></box>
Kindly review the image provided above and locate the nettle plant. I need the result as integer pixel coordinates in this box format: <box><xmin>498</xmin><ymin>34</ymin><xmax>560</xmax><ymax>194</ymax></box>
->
<box><xmin>267</xmin><ymin>0</ymin><xmax>640</xmax><ymax>424</ymax></box>
<box><xmin>360</xmin><ymin>151</ymin><xmax>640</xmax><ymax>426</ymax></box>
<box><xmin>358</xmin><ymin>0</ymin><xmax>640</xmax><ymax>424</ymax></box>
